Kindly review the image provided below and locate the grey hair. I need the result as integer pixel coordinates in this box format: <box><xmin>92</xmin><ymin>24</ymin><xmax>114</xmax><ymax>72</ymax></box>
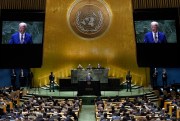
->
<box><xmin>151</xmin><ymin>21</ymin><xmax>159</xmax><ymax>27</ymax></box>
<box><xmin>19</xmin><ymin>22</ymin><xmax>27</xmax><ymax>28</ymax></box>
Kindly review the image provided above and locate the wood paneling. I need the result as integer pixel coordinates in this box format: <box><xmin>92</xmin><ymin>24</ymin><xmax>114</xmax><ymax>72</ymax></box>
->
<box><xmin>133</xmin><ymin>0</ymin><xmax>180</xmax><ymax>9</ymax></box>
<box><xmin>0</xmin><ymin>0</ymin><xmax>46</xmax><ymax>10</ymax></box>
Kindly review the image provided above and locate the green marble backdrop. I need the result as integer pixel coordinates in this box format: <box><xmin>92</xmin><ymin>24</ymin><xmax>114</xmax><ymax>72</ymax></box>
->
<box><xmin>134</xmin><ymin>20</ymin><xmax>177</xmax><ymax>43</ymax></box>
<box><xmin>2</xmin><ymin>21</ymin><xmax>44</xmax><ymax>44</ymax></box>
<box><xmin>71</xmin><ymin>69</ymin><xmax>109</xmax><ymax>83</ymax></box>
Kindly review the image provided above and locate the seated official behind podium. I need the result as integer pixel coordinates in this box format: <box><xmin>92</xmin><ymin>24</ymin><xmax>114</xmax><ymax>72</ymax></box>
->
<box><xmin>87</xmin><ymin>64</ymin><xmax>92</xmax><ymax>69</ymax></box>
<box><xmin>49</xmin><ymin>72</ymin><xmax>55</xmax><ymax>92</ymax></box>
<box><xmin>77</xmin><ymin>64</ymin><xmax>83</xmax><ymax>69</ymax></box>
<box><xmin>97</xmin><ymin>63</ymin><xmax>101</xmax><ymax>69</ymax></box>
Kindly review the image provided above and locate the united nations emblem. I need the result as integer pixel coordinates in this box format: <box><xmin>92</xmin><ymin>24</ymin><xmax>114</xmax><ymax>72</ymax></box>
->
<box><xmin>67</xmin><ymin>0</ymin><xmax>112</xmax><ymax>39</ymax></box>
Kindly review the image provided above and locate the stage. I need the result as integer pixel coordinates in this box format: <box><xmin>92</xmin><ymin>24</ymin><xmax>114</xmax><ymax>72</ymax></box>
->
<box><xmin>22</xmin><ymin>87</ymin><xmax>158</xmax><ymax>105</ymax></box>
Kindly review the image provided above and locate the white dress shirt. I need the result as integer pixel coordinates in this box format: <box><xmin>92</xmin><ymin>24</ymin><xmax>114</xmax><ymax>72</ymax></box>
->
<box><xmin>19</xmin><ymin>33</ymin><xmax>25</xmax><ymax>43</ymax></box>
<box><xmin>152</xmin><ymin>32</ymin><xmax>158</xmax><ymax>43</ymax></box>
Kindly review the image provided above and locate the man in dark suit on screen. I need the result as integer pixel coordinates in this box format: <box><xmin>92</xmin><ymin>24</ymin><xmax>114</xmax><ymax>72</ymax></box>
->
<box><xmin>9</xmin><ymin>22</ymin><xmax>33</xmax><ymax>44</ymax></box>
<box><xmin>49</xmin><ymin>72</ymin><xmax>55</xmax><ymax>92</ymax></box>
<box><xmin>144</xmin><ymin>21</ymin><xmax>167</xmax><ymax>43</ymax></box>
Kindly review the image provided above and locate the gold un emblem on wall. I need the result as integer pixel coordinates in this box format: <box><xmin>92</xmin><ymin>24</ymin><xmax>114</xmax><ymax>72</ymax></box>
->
<box><xmin>67</xmin><ymin>0</ymin><xmax>112</xmax><ymax>39</ymax></box>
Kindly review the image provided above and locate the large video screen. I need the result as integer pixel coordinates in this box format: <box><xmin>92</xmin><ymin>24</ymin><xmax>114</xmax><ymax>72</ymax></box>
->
<box><xmin>2</xmin><ymin>21</ymin><xmax>44</xmax><ymax>44</ymax></box>
<box><xmin>134</xmin><ymin>20</ymin><xmax>177</xmax><ymax>43</ymax></box>
<box><xmin>133</xmin><ymin>8</ymin><xmax>180</xmax><ymax>67</ymax></box>
<box><xmin>0</xmin><ymin>9</ymin><xmax>45</xmax><ymax>68</ymax></box>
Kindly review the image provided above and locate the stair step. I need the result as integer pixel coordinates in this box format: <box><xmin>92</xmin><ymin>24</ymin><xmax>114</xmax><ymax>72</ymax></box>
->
<box><xmin>22</xmin><ymin>96</ymin><xmax>29</xmax><ymax>99</ymax></box>
<box><xmin>150</xmin><ymin>99</ymin><xmax>158</xmax><ymax>102</ymax></box>
<box><xmin>145</xmin><ymin>92</ymin><xmax>154</xmax><ymax>95</ymax></box>
<box><xmin>24</xmin><ymin>95</ymin><xmax>32</xmax><ymax>97</ymax></box>
<box><xmin>41</xmin><ymin>87</ymin><xmax>49</xmax><ymax>90</ymax></box>
<box><xmin>132</xmin><ymin>86</ymin><xmax>141</xmax><ymax>88</ymax></box>
<box><xmin>146</xmin><ymin>94</ymin><xmax>156</xmax><ymax>97</ymax></box>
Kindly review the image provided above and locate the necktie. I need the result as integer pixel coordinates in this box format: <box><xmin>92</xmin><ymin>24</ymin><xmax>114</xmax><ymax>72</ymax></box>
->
<box><xmin>20</xmin><ymin>34</ymin><xmax>24</xmax><ymax>44</ymax></box>
<box><xmin>154</xmin><ymin>33</ymin><xmax>158</xmax><ymax>43</ymax></box>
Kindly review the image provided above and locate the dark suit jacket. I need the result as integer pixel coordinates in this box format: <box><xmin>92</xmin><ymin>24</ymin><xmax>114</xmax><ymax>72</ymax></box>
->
<box><xmin>144</xmin><ymin>32</ymin><xmax>167</xmax><ymax>43</ymax></box>
<box><xmin>126</xmin><ymin>75</ymin><xmax>132</xmax><ymax>84</ymax></box>
<box><xmin>49</xmin><ymin>75</ymin><xmax>55</xmax><ymax>84</ymax></box>
<box><xmin>86</xmin><ymin>75</ymin><xmax>93</xmax><ymax>81</ymax></box>
<box><xmin>9</xmin><ymin>32</ymin><xmax>33</xmax><ymax>44</ymax></box>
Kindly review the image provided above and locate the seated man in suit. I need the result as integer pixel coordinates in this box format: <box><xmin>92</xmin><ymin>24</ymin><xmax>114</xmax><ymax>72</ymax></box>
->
<box><xmin>97</xmin><ymin>63</ymin><xmax>101</xmax><ymax>69</ymax></box>
<box><xmin>144</xmin><ymin>21</ymin><xmax>167</xmax><ymax>43</ymax></box>
<box><xmin>9</xmin><ymin>22</ymin><xmax>33</xmax><ymax>44</ymax></box>
<box><xmin>87</xmin><ymin>64</ymin><xmax>92</xmax><ymax>69</ymax></box>
<box><xmin>77</xmin><ymin>64</ymin><xmax>83</xmax><ymax>69</ymax></box>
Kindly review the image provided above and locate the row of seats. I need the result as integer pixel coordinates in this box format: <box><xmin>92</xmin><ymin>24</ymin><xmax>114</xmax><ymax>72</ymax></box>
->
<box><xmin>0</xmin><ymin>92</ymin><xmax>82</xmax><ymax>121</ymax></box>
<box><xmin>94</xmin><ymin>96</ymin><xmax>178</xmax><ymax>121</ymax></box>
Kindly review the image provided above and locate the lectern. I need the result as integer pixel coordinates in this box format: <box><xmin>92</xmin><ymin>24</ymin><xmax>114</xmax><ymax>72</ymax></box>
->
<box><xmin>77</xmin><ymin>81</ymin><xmax>101</xmax><ymax>96</ymax></box>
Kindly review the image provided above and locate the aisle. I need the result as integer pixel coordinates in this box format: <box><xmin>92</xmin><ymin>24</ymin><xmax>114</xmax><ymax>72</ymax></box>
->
<box><xmin>79</xmin><ymin>105</ymin><xmax>96</xmax><ymax>121</ymax></box>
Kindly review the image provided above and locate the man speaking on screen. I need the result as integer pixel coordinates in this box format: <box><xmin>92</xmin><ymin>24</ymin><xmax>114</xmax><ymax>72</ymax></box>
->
<box><xmin>144</xmin><ymin>21</ymin><xmax>167</xmax><ymax>43</ymax></box>
<box><xmin>9</xmin><ymin>22</ymin><xmax>33</xmax><ymax>44</ymax></box>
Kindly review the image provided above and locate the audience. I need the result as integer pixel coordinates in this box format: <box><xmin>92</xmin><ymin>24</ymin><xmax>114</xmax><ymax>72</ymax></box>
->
<box><xmin>1</xmin><ymin>85</ymin><xmax>180</xmax><ymax>121</ymax></box>
<box><xmin>0</xmin><ymin>90</ymin><xmax>81</xmax><ymax>121</ymax></box>
<box><xmin>95</xmin><ymin>92</ymin><xmax>180</xmax><ymax>121</ymax></box>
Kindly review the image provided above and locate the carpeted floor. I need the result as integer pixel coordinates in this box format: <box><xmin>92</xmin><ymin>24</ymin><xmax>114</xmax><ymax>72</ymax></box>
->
<box><xmin>78</xmin><ymin>105</ymin><xmax>96</xmax><ymax>121</ymax></box>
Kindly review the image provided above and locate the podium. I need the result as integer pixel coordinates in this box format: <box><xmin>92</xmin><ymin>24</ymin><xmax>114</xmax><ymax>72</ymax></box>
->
<box><xmin>77</xmin><ymin>81</ymin><xmax>101</xmax><ymax>96</ymax></box>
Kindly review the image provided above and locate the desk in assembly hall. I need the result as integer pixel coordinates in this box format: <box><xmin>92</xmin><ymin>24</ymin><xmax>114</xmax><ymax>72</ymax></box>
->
<box><xmin>59</xmin><ymin>69</ymin><xmax>122</xmax><ymax>91</ymax></box>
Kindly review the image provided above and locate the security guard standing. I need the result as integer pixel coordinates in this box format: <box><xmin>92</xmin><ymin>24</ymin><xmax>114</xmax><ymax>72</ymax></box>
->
<box><xmin>49</xmin><ymin>72</ymin><xmax>55</xmax><ymax>92</ymax></box>
<box><xmin>126</xmin><ymin>70</ymin><xmax>132</xmax><ymax>92</ymax></box>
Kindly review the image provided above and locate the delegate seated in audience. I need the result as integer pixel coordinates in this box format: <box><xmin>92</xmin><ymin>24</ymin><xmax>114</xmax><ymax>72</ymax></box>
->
<box><xmin>100</xmin><ymin>113</ymin><xmax>110</xmax><ymax>121</ymax></box>
<box><xmin>97</xmin><ymin>107</ymin><xmax>104</xmax><ymax>117</ymax></box>
<box><xmin>106</xmin><ymin>97</ymin><xmax>112</xmax><ymax>102</ymax></box>
<box><xmin>113</xmin><ymin>95</ymin><xmax>120</xmax><ymax>102</ymax></box>
<box><xmin>111</xmin><ymin>112</ymin><xmax>121</xmax><ymax>121</ymax></box>
<box><xmin>109</xmin><ymin>106</ymin><xmax>116</xmax><ymax>116</ymax></box>
<box><xmin>0</xmin><ymin>97</ymin><xmax>6</xmax><ymax>105</ymax></box>
<box><xmin>67</xmin><ymin>108</ymin><xmax>78</xmax><ymax>121</ymax></box>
